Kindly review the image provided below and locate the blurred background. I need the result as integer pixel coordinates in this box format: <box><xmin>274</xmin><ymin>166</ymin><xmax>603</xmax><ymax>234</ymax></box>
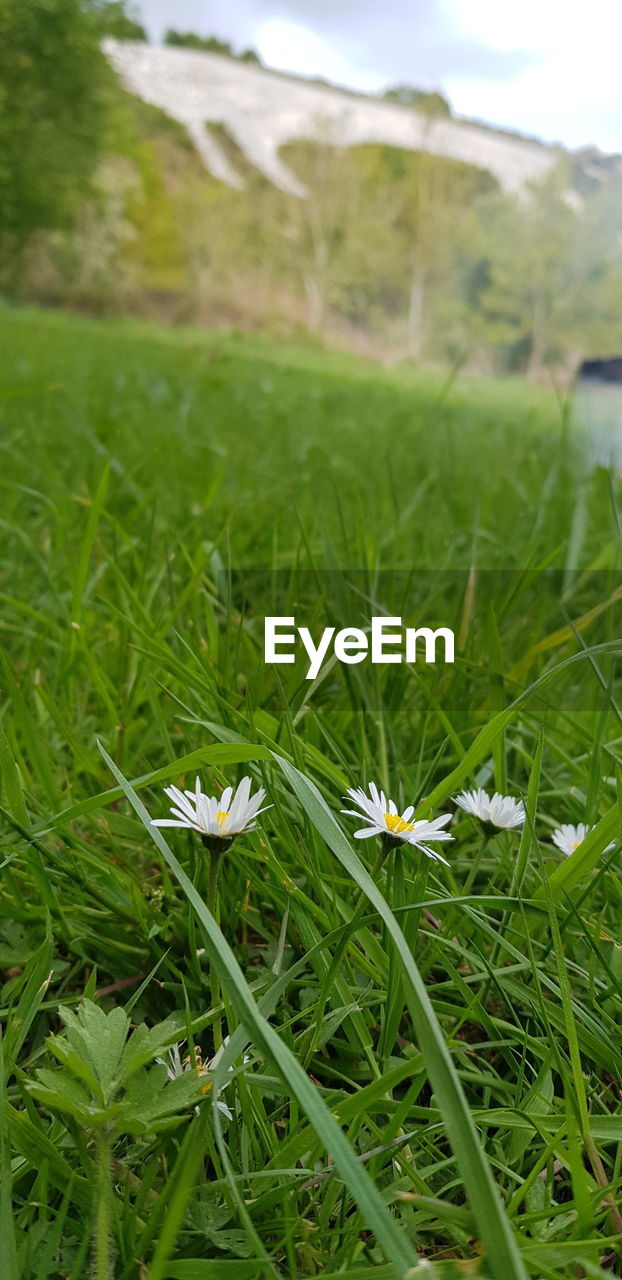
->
<box><xmin>2</xmin><ymin>0</ymin><xmax>622</xmax><ymax>377</ymax></box>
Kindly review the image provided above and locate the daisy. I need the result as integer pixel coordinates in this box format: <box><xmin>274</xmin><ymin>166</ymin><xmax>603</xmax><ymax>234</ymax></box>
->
<box><xmin>341</xmin><ymin>782</ymin><xmax>453</xmax><ymax>864</ymax></box>
<box><xmin>551</xmin><ymin>822</ymin><xmax>616</xmax><ymax>856</ymax></box>
<box><xmin>551</xmin><ymin>822</ymin><xmax>589</xmax><ymax>856</ymax></box>
<box><xmin>155</xmin><ymin>1043</ymin><xmax>233</xmax><ymax>1119</ymax></box>
<box><xmin>151</xmin><ymin>775</ymin><xmax>270</xmax><ymax>842</ymax></box>
<box><xmin>207</xmin><ymin>1035</ymin><xmax>251</xmax><ymax>1072</ymax></box>
<box><xmin>454</xmin><ymin>787</ymin><xmax>525</xmax><ymax>830</ymax></box>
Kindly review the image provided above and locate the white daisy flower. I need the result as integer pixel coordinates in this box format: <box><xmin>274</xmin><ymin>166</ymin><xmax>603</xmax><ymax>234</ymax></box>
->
<box><xmin>207</xmin><ymin>1035</ymin><xmax>251</xmax><ymax>1071</ymax></box>
<box><xmin>454</xmin><ymin>787</ymin><xmax>525</xmax><ymax>830</ymax></box>
<box><xmin>155</xmin><ymin>1043</ymin><xmax>233</xmax><ymax>1119</ymax></box>
<box><xmin>550</xmin><ymin>822</ymin><xmax>616</xmax><ymax>856</ymax></box>
<box><xmin>341</xmin><ymin>782</ymin><xmax>453</xmax><ymax>864</ymax></box>
<box><xmin>151</xmin><ymin>775</ymin><xmax>270</xmax><ymax>841</ymax></box>
<box><xmin>551</xmin><ymin>822</ymin><xmax>589</xmax><ymax>856</ymax></box>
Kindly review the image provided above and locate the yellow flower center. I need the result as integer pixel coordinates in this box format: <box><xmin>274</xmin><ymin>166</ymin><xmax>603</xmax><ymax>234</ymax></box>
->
<box><xmin>216</xmin><ymin>810</ymin><xmax>229</xmax><ymax>828</ymax></box>
<box><xmin>384</xmin><ymin>812</ymin><xmax>414</xmax><ymax>835</ymax></box>
<box><xmin>195</xmin><ymin>1067</ymin><xmax>212</xmax><ymax>1096</ymax></box>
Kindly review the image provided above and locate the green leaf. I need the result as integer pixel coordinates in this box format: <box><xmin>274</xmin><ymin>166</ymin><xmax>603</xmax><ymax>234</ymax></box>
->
<box><xmin>28</xmin><ymin>1067</ymin><xmax>117</xmax><ymax>1127</ymax></box>
<box><xmin>121</xmin><ymin>1064</ymin><xmax>208</xmax><ymax>1135</ymax></box>
<box><xmin>59</xmin><ymin>1001</ymin><xmax>130</xmax><ymax>1102</ymax></box>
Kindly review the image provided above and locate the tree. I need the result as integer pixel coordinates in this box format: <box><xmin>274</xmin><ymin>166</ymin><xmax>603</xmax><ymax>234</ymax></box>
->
<box><xmin>0</xmin><ymin>0</ymin><xmax>113</xmax><ymax>277</ymax></box>
<box><xmin>164</xmin><ymin>29</ymin><xmax>261</xmax><ymax>63</ymax></box>
<box><xmin>165</xmin><ymin>30</ymin><xmax>232</xmax><ymax>54</ymax></box>
<box><xmin>277</xmin><ymin>124</ymin><xmax>379</xmax><ymax>336</ymax></box>
<box><xmin>91</xmin><ymin>1</ymin><xmax>147</xmax><ymax>40</ymax></box>
<box><xmin>475</xmin><ymin>165</ymin><xmax>581</xmax><ymax>376</ymax></box>
<box><xmin>383</xmin><ymin>86</ymin><xmax>452</xmax><ymax>118</ymax></box>
<box><xmin>356</xmin><ymin>144</ymin><xmax>494</xmax><ymax>360</ymax></box>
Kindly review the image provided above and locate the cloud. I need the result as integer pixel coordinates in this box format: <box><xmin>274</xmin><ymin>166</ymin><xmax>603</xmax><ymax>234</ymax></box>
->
<box><xmin>144</xmin><ymin>0</ymin><xmax>535</xmax><ymax>89</ymax></box>
<box><xmin>139</xmin><ymin>0</ymin><xmax>622</xmax><ymax>151</ymax></box>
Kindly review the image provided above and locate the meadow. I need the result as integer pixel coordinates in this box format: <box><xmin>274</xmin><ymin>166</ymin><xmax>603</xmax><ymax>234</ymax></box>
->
<box><xmin>0</xmin><ymin>302</ymin><xmax>621</xmax><ymax>1280</ymax></box>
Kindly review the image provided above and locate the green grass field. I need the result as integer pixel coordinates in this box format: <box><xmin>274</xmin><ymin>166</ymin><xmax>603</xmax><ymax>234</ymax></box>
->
<box><xmin>1</xmin><ymin>304</ymin><xmax>621</xmax><ymax>1280</ymax></box>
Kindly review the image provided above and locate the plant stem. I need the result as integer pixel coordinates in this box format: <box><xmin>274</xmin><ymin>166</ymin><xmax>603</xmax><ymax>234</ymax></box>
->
<box><xmin>206</xmin><ymin>846</ymin><xmax>223</xmax><ymax>1053</ymax></box>
<box><xmin>352</xmin><ymin>837</ymin><xmax>393</xmax><ymax>914</ymax></box>
<box><xmin>94</xmin><ymin>1129</ymin><xmax>112</xmax><ymax>1280</ymax></box>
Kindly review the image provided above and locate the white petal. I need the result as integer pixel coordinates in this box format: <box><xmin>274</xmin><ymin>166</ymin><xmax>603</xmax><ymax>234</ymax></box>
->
<box><xmin>414</xmin><ymin>841</ymin><xmax>450</xmax><ymax>865</ymax></box>
<box><xmin>151</xmin><ymin>818</ymin><xmax>193</xmax><ymax>828</ymax></box>
<box><xmin>551</xmin><ymin>828</ymin><xmax>571</xmax><ymax>854</ymax></box>
<box><xmin>165</xmin><ymin>787</ymin><xmax>199</xmax><ymax>822</ymax></box>
<box><xmin>167</xmin><ymin>804</ymin><xmax>199</xmax><ymax>825</ymax></box>
<box><xmin>244</xmin><ymin>802</ymin><xmax>272</xmax><ymax>823</ymax></box>
<box><xmin>347</xmin><ymin>790</ymin><xmax>379</xmax><ymax>820</ymax></box>
<box><xmin>244</xmin><ymin>789</ymin><xmax>267</xmax><ymax>819</ymax></box>
<box><xmin>231</xmin><ymin>776</ymin><xmax>251</xmax><ymax>818</ymax></box>
<box><xmin>219</xmin><ymin>786</ymin><xmax>233</xmax><ymax>814</ymax></box>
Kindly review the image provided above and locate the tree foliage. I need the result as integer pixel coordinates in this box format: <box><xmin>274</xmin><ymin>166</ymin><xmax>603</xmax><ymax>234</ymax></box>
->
<box><xmin>164</xmin><ymin>29</ymin><xmax>260</xmax><ymax>63</ymax></box>
<box><xmin>91</xmin><ymin>0</ymin><xmax>146</xmax><ymax>39</ymax></box>
<box><xmin>383</xmin><ymin>85</ymin><xmax>452</xmax><ymax>118</ymax></box>
<box><xmin>0</xmin><ymin>0</ymin><xmax>114</xmax><ymax>265</ymax></box>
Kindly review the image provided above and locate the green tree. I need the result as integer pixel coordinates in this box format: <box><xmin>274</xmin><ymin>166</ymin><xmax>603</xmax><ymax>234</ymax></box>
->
<box><xmin>383</xmin><ymin>85</ymin><xmax>452</xmax><ymax>118</ymax></box>
<box><xmin>164</xmin><ymin>29</ymin><xmax>261</xmax><ymax>62</ymax></box>
<box><xmin>0</xmin><ymin>0</ymin><xmax>113</xmax><ymax>278</ymax></box>
<box><xmin>563</xmin><ymin>174</ymin><xmax>622</xmax><ymax>360</ymax></box>
<box><xmin>357</xmin><ymin>144</ymin><xmax>493</xmax><ymax>360</ymax></box>
<box><xmin>475</xmin><ymin>164</ymin><xmax>581</xmax><ymax>375</ymax></box>
<box><xmin>92</xmin><ymin>0</ymin><xmax>146</xmax><ymax>39</ymax></box>
<box><xmin>277</xmin><ymin>126</ymin><xmax>374</xmax><ymax>335</ymax></box>
<box><xmin>165</xmin><ymin>29</ymin><xmax>233</xmax><ymax>54</ymax></box>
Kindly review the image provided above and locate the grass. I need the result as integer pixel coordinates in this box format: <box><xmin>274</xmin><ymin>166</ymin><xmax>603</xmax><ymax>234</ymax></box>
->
<box><xmin>0</xmin><ymin>301</ymin><xmax>621</xmax><ymax>1279</ymax></box>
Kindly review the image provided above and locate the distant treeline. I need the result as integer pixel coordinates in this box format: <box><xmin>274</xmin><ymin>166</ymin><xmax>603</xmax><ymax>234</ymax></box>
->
<box><xmin>163</xmin><ymin>30</ymin><xmax>260</xmax><ymax>63</ymax></box>
<box><xmin>3</xmin><ymin>0</ymin><xmax>622</xmax><ymax>375</ymax></box>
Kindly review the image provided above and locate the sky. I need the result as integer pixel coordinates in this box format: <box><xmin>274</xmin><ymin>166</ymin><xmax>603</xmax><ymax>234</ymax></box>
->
<box><xmin>139</xmin><ymin>0</ymin><xmax>622</xmax><ymax>154</ymax></box>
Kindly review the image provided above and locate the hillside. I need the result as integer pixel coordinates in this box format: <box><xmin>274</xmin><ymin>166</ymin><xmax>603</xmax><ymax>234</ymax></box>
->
<box><xmin>104</xmin><ymin>39</ymin><xmax>563</xmax><ymax>196</ymax></box>
<box><xmin>12</xmin><ymin>38</ymin><xmax>622</xmax><ymax>375</ymax></box>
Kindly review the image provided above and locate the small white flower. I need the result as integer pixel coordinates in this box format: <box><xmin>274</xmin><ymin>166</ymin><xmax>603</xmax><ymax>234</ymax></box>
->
<box><xmin>207</xmin><ymin>1035</ymin><xmax>250</xmax><ymax>1072</ymax></box>
<box><xmin>454</xmin><ymin>787</ymin><xmax>525</xmax><ymax>830</ymax></box>
<box><xmin>550</xmin><ymin>822</ymin><xmax>616</xmax><ymax>856</ymax></box>
<box><xmin>341</xmin><ymin>782</ymin><xmax>453</xmax><ymax>864</ymax></box>
<box><xmin>151</xmin><ymin>774</ymin><xmax>270</xmax><ymax>840</ymax></box>
<box><xmin>156</xmin><ymin>1043</ymin><xmax>233</xmax><ymax>1120</ymax></box>
<box><xmin>551</xmin><ymin>822</ymin><xmax>589</xmax><ymax>856</ymax></box>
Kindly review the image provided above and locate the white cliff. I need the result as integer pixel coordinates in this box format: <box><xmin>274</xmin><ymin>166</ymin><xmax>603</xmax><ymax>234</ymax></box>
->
<box><xmin>104</xmin><ymin>40</ymin><xmax>572</xmax><ymax>198</ymax></box>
